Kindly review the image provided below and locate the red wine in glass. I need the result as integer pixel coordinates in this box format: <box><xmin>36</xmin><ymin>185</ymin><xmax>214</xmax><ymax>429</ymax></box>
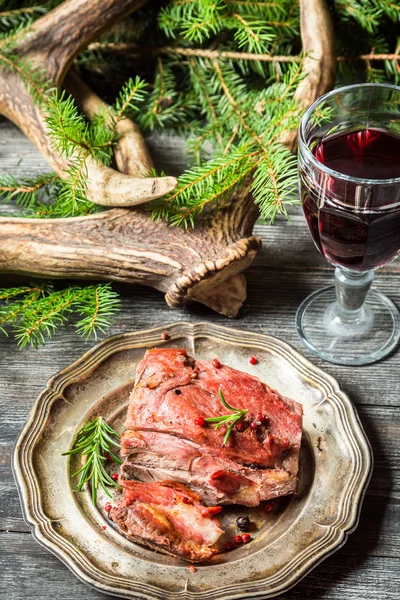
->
<box><xmin>296</xmin><ymin>83</ymin><xmax>400</xmax><ymax>366</ymax></box>
<box><xmin>302</xmin><ymin>128</ymin><xmax>400</xmax><ymax>270</ymax></box>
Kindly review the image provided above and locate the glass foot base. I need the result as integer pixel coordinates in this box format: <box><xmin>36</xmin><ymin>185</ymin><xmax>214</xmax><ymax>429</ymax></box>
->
<box><xmin>296</xmin><ymin>286</ymin><xmax>400</xmax><ymax>366</ymax></box>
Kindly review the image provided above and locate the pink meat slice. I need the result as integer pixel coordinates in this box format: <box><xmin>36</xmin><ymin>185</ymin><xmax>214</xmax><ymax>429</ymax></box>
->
<box><xmin>121</xmin><ymin>348</ymin><xmax>303</xmax><ymax>507</ymax></box>
<box><xmin>109</xmin><ymin>480</ymin><xmax>223</xmax><ymax>562</ymax></box>
<box><xmin>121</xmin><ymin>429</ymin><xmax>294</xmax><ymax>506</ymax></box>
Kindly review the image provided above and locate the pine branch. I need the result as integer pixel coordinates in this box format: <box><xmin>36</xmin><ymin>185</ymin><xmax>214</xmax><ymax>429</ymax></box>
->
<box><xmin>112</xmin><ymin>75</ymin><xmax>147</xmax><ymax>125</ymax></box>
<box><xmin>54</xmin><ymin>153</ymin><xmax>93</xmax><ymax>216</ymax></box>
<box><xmin>75</xmin><ymin>284</ymin><xmax>121</xmax><ymax>340</ymax></box>
<box><xmin>0</xmin><ymin>51</ymin><xmax>145</xmax><ymax>219</ymax></box>
<box><xmin>0</xmin><ymin>284</ymin><xmax>45</xmax><ymax>334</ymax></box>
<box><xmin>229</xmin><ymin>13</ymin><xmax>274</xmax><ymax>53</ymax></box>
<box><xmin>0</xmin><ymin>5</ymin><xmax>47</xmax><ymax>30</ymax></box>
<box><xmin>170</xmin><ymin>157</ymin><xmax>261</xmax><ymax>227</ymax></box>
<box><xmin>0</xmin><ymin>284</ymin><xmax>43</xmax><ymax>302</ymax></box>
<box><xmin>0</xmin><ymin>69</ymin><xmax>147</xmax><ymax>219</ymax></box>
<box><xmin>88</xmin><ymin>41</ymin><xmax>400</xmax><ymax>66</ymax></box>
<box><xmin>378</xmin><ymin>1</ymin><xmax>400</xmax><ymax>22</ymax></box>
<box><xmin>88</xmin><ymin>41</ymin><xmax>301</xmax><ymax>63</ymax></box>
<box><xmin>0</xmin><ymin>172</ymin><xmax>57</xmax><ymax>207</ymax></box>
<box><xmin>152</xmin><ymin>149</ymin><xmax>260</xmax><ymax>227</ymax></box>
<box><xmin>334</xmin><ymin>0</ymin><xmax>382</xmax><ymax>33</ymax></box>
<box><xmin>211</xmin><ymin>59</ymin><xmax>265</xmax><ymax>149</ymax></box>
<box><xmin>0</xmin><ymin>53</ymin><xmax>98</xmax><ymax>217</ymax></box>
<box><xmin>138</xmin><ymin>58</ymin><xmax>192</xmax><ymax>130</ymax></box>
<box><xmin>14</xmin><ymin>287</ymin><xmax>83</xmax><ymax>348</ymax></box>
<box><xmin>0</xmin><ymin>169</ymin><xmax>95</xmax><ymax>219</ymax></box>
<box><xmin>151</xmin><ymin>56</ymin><xmax>303</xmax><ymax>227</ymax></box>
<box><xmin>158</xmin><ymin>0</ymin><xmax>298</xmax><ymax>49</ymax></box>
<box><xmin>0</xmin><ymin>283</ymin><xmax>120</xmax><ymax>348</ymax></box>
<box><xmin>226</xmin><ymin>1</ymin><xmax>285</xmax><ymax>15</ymax></box>
<box><xmin>0</xmin><ymin>51</ymin><xmax>50</xmax><ymax>105</ymax></box>
<box><xmin>252</xmin><ymin>143</ymin><xmax>299</xmax><ymax>223</ymax></box>
<box><xmin>187</xmin><ymin>56</ymin><xmax>224</xmax><ymax>149</ymax></box>
<box><xmin>45</xmin><ymin>91</ymin><xmax>115</xmax><ymax>162</ymax></box>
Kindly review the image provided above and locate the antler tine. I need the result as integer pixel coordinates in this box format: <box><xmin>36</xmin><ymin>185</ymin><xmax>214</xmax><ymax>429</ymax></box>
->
<box><xmin>17</xmin><ymin>0</ymin><xmax>149</xmax><ymax>85</ymax></box>
<box><xmin>0</xmin><ymin>206</ymin><xmax>261</xmax><ymax>318</ymax></box>
<box><xmin>281</xmin><ymin>0</ymin><xmax>336</xmax><ymax>150</ymax></box>
<box><xmin>295</xmin><ymin>0</ymin><xmax>336</xmax><ymax>109</ymax></box>
<box><xmin>0</xmin><ymin>0</ymin><xmax>178</xmax><ymax>207</ymax></box>
<box><xmin>64</xmin><ymin>68</ymin><xmax>153</xmax><ymax>178</ymax></box>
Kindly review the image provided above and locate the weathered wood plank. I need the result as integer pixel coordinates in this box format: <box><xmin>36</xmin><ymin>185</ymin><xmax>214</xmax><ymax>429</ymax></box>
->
<box><xmin>1</xmin><ymin>531</ymin><xmax>399</xmax><ymax>599</ymax></box>
<box><xmin>0</xmin><ymin>121</ymin><xmax>50</xmax><ymax>177</ymax></box>
<box><xmin>0</xmin><ymin>271</ymin><xmax>399</xmax><ymax>407</ymax></box>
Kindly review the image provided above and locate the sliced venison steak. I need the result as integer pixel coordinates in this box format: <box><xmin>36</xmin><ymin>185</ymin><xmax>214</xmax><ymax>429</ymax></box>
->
<box><xmin>121</xmin><ymin>348</ymin><xmax>303</xmax><ymax>506</ymax></box>
<box><xmin>109</xmin><ymin>480</ymin><xmax>223</xmax><ymax>562</ymax></box>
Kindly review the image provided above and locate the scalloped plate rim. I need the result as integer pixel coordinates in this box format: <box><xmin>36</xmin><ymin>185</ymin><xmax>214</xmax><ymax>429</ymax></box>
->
<box><xmin>13</xmin><ymin>321</ymin><xmax>373</xmax><ymax>600</ymax></box>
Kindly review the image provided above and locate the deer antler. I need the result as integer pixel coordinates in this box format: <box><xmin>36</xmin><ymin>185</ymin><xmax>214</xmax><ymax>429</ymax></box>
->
<box><xmin>64</xmin><ymin>68</ymin><xmax>152</xmax><ymax>178</ymax></box>
<box><xmin>283</xmin><ymin>0</ymin><xmax>336</xmax><ymax>150</ymax></box>
<box><xmin>0</xmin><ymin>0</ymin><xmax>177</xmax><ymax>207</ymax></box>
<box><xmin>0</xmin><ymin>187</ymin><xmax>260</xmax><ymax>318</ymax></box>
<box><xmin>0</xmin><ymin>0</ymin><xmax>336</xmax><ymax>317</ymax></box>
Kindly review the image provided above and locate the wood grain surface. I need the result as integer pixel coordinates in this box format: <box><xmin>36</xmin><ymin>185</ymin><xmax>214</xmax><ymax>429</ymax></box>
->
<box><xmin>0</xmin><ymin>120</ymin><xmax>399</xmax><ymax>599</ymax></box>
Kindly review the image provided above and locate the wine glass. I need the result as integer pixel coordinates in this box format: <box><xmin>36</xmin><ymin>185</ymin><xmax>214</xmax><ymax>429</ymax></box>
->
<box><xmin>296</xmin><ymin>83</ymin><xmax>400</xmax><ymax>365</ymax></box>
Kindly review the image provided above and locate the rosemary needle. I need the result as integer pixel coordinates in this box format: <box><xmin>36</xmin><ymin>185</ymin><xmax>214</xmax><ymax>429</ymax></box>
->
<box><xmin>62</xmin><ymin>416</ymin><xmax>122</xmax><ymax>505</ymax></box>
<box><xmin>204</xmin><ymin>389</ymin><xmax>248</xmax><ymax>446</ymax></box>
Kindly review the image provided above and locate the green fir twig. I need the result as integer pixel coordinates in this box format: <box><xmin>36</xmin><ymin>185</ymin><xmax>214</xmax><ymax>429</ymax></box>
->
<box><xmin>0</xmin><ymin>283</ymin><xmax>120</xmax><ymax>348</ymax></box>
<box><xmin>0</xmin><ymin>172</ymin><xmax>57</xmax><ymax>207</ymax></box>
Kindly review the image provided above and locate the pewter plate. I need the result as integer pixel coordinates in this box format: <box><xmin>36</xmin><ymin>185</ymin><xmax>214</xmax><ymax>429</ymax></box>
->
<box><xmin>13</xmin><ymin>322</ymin><xmax>372</xmax><ymax>599</ymax></box>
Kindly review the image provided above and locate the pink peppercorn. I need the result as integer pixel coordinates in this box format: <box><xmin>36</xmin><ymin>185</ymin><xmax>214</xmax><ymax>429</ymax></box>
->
<box><xmin>264</xmin><ymin>501</ymin><xmax>273</xmax><ymax>513</ymax></box>
<box><xmin>249</xmin><ymin>356</ymin><xmax>257</xmax><ymax>365</ymax></box>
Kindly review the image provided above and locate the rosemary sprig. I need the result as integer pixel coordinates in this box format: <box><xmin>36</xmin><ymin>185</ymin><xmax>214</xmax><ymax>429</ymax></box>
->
<box><xmin>205</xmin><ymin>389</ymin><xmax>248</xmax><ymax>446</ymax></box>
<box><xmin>62</xmin><ymin>417</ymin><xmax>123</xmax><ymax>505</ymax></box>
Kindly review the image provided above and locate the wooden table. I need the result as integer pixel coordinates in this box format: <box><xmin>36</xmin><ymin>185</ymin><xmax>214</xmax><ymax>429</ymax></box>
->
<box><xmin>1</xmin><ymin>120</ymin><xmax>399</xmax><ymax>600</ymax></box>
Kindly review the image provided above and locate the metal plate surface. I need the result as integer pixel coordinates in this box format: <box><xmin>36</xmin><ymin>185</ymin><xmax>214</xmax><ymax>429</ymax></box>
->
<box><xmin>13</xmin><ymin>322</ymin><xmax>373</xmax><ymax>599</ymax></box>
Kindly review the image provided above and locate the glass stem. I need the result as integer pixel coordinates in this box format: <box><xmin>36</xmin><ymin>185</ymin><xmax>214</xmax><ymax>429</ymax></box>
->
<box><xmin>334</xmin><ymin>267</ymin><xmax>374</xmax><ymax>319</ymax></box>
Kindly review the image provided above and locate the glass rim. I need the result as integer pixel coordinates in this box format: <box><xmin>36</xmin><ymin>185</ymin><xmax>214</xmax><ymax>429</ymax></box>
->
<box><xmin>298</xmin><ymin>83</ymin><xmax>400</xmax><ymax>186</ymax></box>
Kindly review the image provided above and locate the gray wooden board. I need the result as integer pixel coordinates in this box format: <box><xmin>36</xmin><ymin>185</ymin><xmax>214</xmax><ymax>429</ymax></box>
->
<box><xmin>1</xmin><ymin>532</ymin><xmax>399</xmax><ymax>600</ymax></box>
<box><xmin>0</xmin><ymin>120</ymin><xmax>399</xmax><ymax>599</ymax></box>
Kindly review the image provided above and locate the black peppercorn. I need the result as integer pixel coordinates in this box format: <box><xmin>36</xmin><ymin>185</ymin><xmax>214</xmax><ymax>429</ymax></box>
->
<box><xmin>236</xmin><ymin>516</ymin><xmax>250</xmax><ymax>531</ymax></box>
<box><xmin>175</xmin><ymin>389</ymin><xmax>182</xmax><ymax>395</ymax></box>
